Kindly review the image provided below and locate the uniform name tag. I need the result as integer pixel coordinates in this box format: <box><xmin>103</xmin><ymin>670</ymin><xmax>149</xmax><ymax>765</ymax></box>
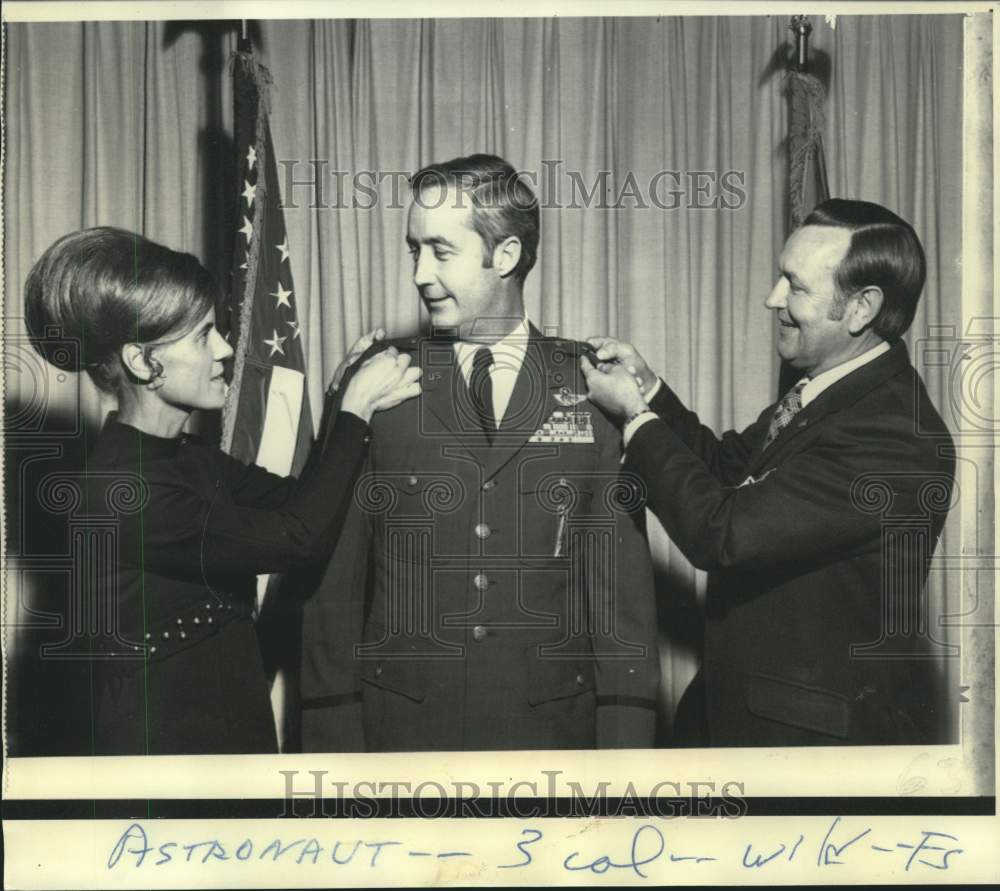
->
<box><xmin>529</xmin><ymin>410</ymin><xmax>595</xmax><ymax>444</ymax></box>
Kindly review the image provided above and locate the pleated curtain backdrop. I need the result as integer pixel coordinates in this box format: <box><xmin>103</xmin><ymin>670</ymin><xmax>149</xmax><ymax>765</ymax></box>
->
<box><xmin>4</xmin><ymin>15</ymin><xmax>965</xmax><ymax>730</ymax></box>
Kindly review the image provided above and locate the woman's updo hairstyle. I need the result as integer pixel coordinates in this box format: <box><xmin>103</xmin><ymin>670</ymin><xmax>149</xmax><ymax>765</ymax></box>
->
<box><xmin>25</xmin><ymin>227</ymin><xmax>217</xmax><ymax>393</ymax></box>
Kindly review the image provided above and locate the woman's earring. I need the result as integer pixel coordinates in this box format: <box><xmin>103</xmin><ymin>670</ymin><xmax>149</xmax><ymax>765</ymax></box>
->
<box><xmin>146</xmin><ymin>358</ymin><xmax>166</xmax><ymax>390</ymax></box>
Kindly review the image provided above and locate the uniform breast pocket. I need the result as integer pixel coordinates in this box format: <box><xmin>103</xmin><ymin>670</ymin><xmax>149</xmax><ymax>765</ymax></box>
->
<box><xmin>357</xmin><ymin>468</ymin><xmax>469</xmax><ymax>522</ymax></box>
<box><xmin>517</xmin><ymin>472</ymin><xmax>596</xmax><ymax>561</ymax></box>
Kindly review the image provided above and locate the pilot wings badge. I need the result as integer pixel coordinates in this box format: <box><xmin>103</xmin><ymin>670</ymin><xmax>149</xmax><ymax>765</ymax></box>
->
<box><xmin>554</xmin><ymin>387</ymin><xmax>588</xmax><ymax>407</ymax></box>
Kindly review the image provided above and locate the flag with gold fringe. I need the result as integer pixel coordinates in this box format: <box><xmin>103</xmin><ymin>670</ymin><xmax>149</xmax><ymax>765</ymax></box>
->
<box><xmin>220</xmin><ymin>35</ymin><xmax>312</xmax><ymax>751</ymax></box>
<box><xmin>221</xmin><ymin>39</ymin><xmax>312</xmax><ymax>481</ymax></box>
<box><xmin>786</xmin><ymin>16</ymin><xmax>830</xmax><ymax>230</ymax></box>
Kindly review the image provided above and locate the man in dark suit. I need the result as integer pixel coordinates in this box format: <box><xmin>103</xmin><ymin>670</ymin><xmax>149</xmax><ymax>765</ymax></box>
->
<box><xmin>300</xmin><ymin>154</ymin><xmax>659</xmax><ymax>751</ymax></box>
<box><xmin>581</xmin><ymin>199</ymin><xmax>955</xmax><ymax>746</ymax></box>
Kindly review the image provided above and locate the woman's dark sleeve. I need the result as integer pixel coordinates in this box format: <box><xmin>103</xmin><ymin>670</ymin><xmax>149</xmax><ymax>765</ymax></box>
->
<box><xmin>138</xmin><ymin>410</ymin><xmax>371</xmax><ymax>582</ymax></box>
<box><xmin>214</xmin><ymin>391</ymin><xmax>344</xmax><ymax>510</ymax></box>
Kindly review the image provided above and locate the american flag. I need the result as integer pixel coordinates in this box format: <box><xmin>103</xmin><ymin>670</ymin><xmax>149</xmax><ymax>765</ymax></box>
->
<box><xmin>786</xmin><ymin>15</ymin><xmax>830</xmax><ymax>230</ymax></box>
<box><xmin>220</xmin><ymin>38</ymin><xmax>312</xmax><ymax>749</ymax></box>
<box><xmin>221</xmin><ymin>40</ymin><xmax>313</xmax><ymax>479</ymax></box>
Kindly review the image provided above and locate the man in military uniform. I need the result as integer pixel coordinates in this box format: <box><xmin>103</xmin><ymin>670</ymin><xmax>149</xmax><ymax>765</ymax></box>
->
<box><xmin>300</xmin><ymin>154</ymin><xmax>659</xmax><ymax>751</ymax></box>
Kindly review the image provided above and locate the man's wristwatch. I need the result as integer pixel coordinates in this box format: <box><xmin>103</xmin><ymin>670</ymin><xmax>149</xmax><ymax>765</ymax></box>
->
<box><xmin>624</xmin><ymin>407</ymin><xmax>649</xmax><ymax>427</ymax></box>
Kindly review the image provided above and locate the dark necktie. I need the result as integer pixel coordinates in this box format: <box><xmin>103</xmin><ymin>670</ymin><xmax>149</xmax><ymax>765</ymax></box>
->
<box><xmin>469</xmin><ymin>347</ymin><xmax>495</xmax><ymax>441</ymax></box>
<box><xmin>763</xmin><ymin>379</ymin><xmax>808</xmax><ymax>450</ymax></box>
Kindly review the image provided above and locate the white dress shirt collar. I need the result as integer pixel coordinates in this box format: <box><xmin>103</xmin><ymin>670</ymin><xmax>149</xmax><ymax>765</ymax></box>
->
<box><xmin>454</xmin><ymin>317</ymin><xmax>532</xmax><ymax>426</ymax></box>
<box><xmin>799</xmin><ymin>340</ymin><xmax>891</xmax><ymax>408</ymax></box>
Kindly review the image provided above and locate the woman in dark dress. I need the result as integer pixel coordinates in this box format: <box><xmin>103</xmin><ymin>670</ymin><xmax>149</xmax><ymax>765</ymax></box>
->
<box><xmin>25</xmin><ymin>227</ymin><xmax>420</xmax><ymax>755</ymax></box>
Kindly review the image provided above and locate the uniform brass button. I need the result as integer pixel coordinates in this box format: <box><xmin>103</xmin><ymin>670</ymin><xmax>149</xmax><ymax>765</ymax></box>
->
<box><xmin>176</xmin><ymin>618</ymin><xmax>184</xmax><ymax>625</ymax></box>
<box><xmin>179</xmin><ymin>631</ymin><xmax>187</xmax><ymax>640</ymax></box>
<box><xmin>205</xmin><ymin>603</ymin><xmax>212</xmax><ymax>610</ymax></box>
<box><xmin>473</xmin><ymin>573</ymin><xmax>489</xmax><ymax>591</ymax></box>
<box><xmin>474</xmin><ymin>524</ymin><xmax>491</xmax><ymax>539</ymax></box>
<box><xmin>408</xmin><ymin>475</ymin><xmax>419</xmax><ymax>486</ymax></box>
<box><xmin>575</xmin><ymin>673</ymin><xmax>585</xmax><ymax>686</ymax></box>
<box><xmin>150</xmin><ymin>646</ymin><xmax>157</xmax><ymax>654</ymax></box>
<box><xmin>375</xmin><ymin>664</ymin><xmax>383</xmax><ymax>677</ymax></box>
<box><xmin>144</xmin><ymin>633</ymin><xmax>151</xmax><ymax>640</ymax></box>
<box><xmin>207</xmin><ymin>616</ymin><xmax>214</xmax><ymax>624</ymax></box>
<box><xmin>193</xmin><ymin>617</ymin><xmax>201</xmax><ymax>625</ymax></box>
<box><xmin>162</xmin><ymin>631</ymin><xmax>170</xmax><ymax>640</ymax></box>
<box><xmin>472</xmin><ymin>625</ymin><xmax>488</xmax><ymax>642</ymax></box>
<box><xmin>363</xmin><ymin>434</ymin><xmax>372</xmax><ymax>444</ymax></box>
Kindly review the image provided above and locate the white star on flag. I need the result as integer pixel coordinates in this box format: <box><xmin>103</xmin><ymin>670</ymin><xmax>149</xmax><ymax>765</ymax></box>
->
<box><xmin>276</xmin><ymin>237</ymin><xmax>290</xmax><ymax>263</ymax></box>
<box><xmin>247</xmin><ymin>144</ymin><xmax>257</xmax><ymax>170</ymax></box>
<box><xmin>271</xmin><ymin>283</ymin><xmax>293</xmax><ymax>309</ymax></box>
<box><xmin>287</xmin><ymin>320</ymin><xmax>301</xmax><ymax>340</ymax></box>
<box><xmin>239</xmin><ymin>216</ymin><xmax>253</xmax><ymax>242</ymax></box>
<box><xmin>263</xmin><ymin>329</ymin><xmax>287</xmax><ymax>357</ymax></box>
<box><xmin>242</xmin><ymin>180</ymin><xmax>256</xmax><ymax>205</ymax></box>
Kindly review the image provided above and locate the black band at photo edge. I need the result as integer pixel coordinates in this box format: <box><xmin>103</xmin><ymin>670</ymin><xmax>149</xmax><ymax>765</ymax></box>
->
<box><xmin>2</xmin><ymin>796</ymin><xmax>995</xmax><ymax>821</ymax></box>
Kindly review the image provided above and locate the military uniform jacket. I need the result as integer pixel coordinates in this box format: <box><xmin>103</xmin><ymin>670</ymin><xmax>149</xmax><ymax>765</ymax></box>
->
<box><xmin>301</xmin><ymin>325</ymin><xmax>660</xmax><ymax>751</ymax></box>
<box><xmin>625</xmin><ymin>341</ymin><xmax>956</xmax><ymax>745</ymax></box>
<box><xmin>81</xmin><ymin>410</ymin><xmax>369</xmax><ymax>755</ymax></box>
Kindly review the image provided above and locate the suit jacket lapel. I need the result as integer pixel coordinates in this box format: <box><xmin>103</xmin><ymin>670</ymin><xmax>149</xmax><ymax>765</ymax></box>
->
<box><xmin>747</xmin><ymin>341</ymin><xmax>912</xmax><ymax>474</ymax></box>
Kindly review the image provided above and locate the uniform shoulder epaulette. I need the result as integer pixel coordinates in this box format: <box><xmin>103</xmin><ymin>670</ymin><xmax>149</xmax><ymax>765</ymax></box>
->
<box><xmin>382</xmin><ymin>335</ymin><xmax>420</xmax><ymax>352</ymax></box>
<box><xmin>538</xmin><ymin>336</ymin><xmax>598</xmax><ymax>362</ymax></box>
<box><xmin>537</xmin><ymin>334</ymin><xmax>582</xmax><ymax>350</ymax></box>
<box><xmin>359</xmin><ymin>335</ymin><xmax>419</xmax><ymax>362</ymax></box>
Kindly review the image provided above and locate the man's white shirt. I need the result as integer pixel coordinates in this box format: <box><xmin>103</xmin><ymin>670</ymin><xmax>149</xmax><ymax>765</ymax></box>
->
<box><xmin>454</xmin><ymin>317</ymin><xmax>531</xmax><ymax>427</ymax></box>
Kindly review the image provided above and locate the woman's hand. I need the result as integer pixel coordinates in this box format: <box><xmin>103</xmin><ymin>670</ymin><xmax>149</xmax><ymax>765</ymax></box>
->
<box><xmin>327</xmin><ymin>328</ymin><xmax>386</xmax><ymax>394</ymax></box>
<box><xmin>340</xmin><ymin>347</ymin><xmax>422</xmax><ymax>423</ymax></box>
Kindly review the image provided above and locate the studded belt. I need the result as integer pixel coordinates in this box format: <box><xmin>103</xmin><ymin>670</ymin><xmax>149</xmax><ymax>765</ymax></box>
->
<box><xmin>90</xmin><ymin>592</ymin><xmax>253</xmax><ymax>664</ymax></box>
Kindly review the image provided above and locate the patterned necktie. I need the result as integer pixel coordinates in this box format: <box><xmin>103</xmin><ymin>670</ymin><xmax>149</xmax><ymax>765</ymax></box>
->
<box><xmin>763</xmin><ymin>379</ymin><xmax>808</xmax><ymax>450</ymax></box>
<box><xmin>469</xmin><ymin>347</ymin><xmax>495</xmax><ymax>441</ymax></box>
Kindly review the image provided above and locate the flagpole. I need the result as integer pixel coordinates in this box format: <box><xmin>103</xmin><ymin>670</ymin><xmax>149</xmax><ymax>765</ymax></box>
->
<box><xmin>791</xmin><ymin>15</ymin><xmax>812</xmax><ymax>72</ymax></box>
